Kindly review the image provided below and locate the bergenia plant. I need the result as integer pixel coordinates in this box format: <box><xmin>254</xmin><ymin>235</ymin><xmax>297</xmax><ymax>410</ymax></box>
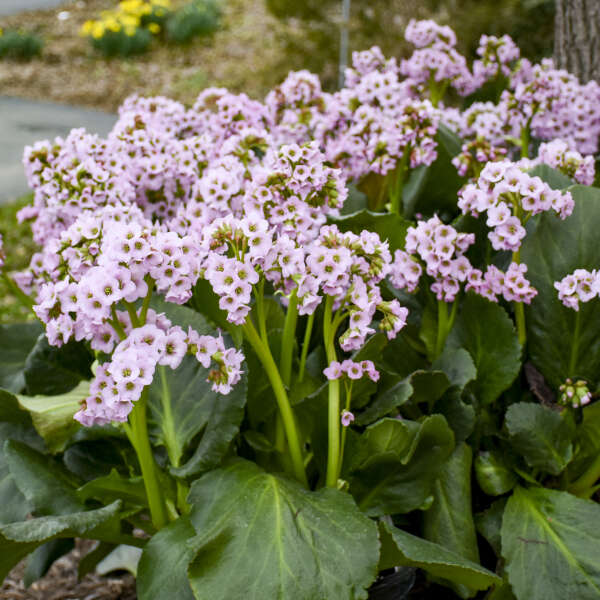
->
<box><xmin>1</xmin><ymin>18</ymin><xmax>600</xmax><ymax>600</ymax></box>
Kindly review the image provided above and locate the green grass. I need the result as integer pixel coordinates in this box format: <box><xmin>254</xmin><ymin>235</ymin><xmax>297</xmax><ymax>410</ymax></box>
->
<box><xmin>0</xmin><ymin>194</ymin><xmax>37</xmax><ymax>323</ymax></box>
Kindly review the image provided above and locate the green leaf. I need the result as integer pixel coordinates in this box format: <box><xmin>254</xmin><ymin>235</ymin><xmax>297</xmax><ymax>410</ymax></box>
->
<box><xmin>96</xmin><ymin>544</ymin><xmax>142</xmax><ymax>577</ymax></box>
<box><xmin>137</xmin><ymin>516</ymin><xmax>196</xmax><ymax>600</ymax></box>
<box><xmin>186</xmin><ymin>460</ymin><xmax>379</xmax><ymax>600</ymax></box>
<box><xmin>378</xmin><ymin>521</ymin><xmax>501</xmax><ymax>592</ymax></box>
<box><xmin>0</xmin><ymin>501</ymin><xmax>123</xmax><ymax>582</ymax></box>
<box><xmin>4</xmin><ymin>439</ymin><xmax>83</xmax><ymax>515</ymax></box>
<box><xmin>447</xmin><ymin>293</ymin><xmax>521</xmax><ymax>405</ymax></box>
<box><xmin>423</xmin><ymin>443</ymin><xmax>480</xmax><ymax>598</ymax></box>
<box><xmin>23</xmin><ymin>335</ymin><xmax>93</xmax><ymax>396</ymax></box>
<box><xmin>0</xmin><ymin>322</ymin><xmax>43</xmax><ymax>393</ymax></box>
<box><xmin>348</xmin><ymin>415</ymin><xmax>455</xmax><ymax>516</ymax></box>
<box><xmin>403</xmin><ymin>123</ymin><xmax>465</xmax><ymax>218</ymax></box>
<box><xmin>568</xmin><ymin>401</ymin><xmax>600</xmax><ymax>481</ymax></box>
<box><xmin>17</xmin><ymin>382</ymin><xmax>88</xmax><ymax>453</ymax></box>
<box><xmin>435</xmin><ymin>391</ymin><xmax>476</xmax><ymax>444</ymax></box>
<box><xmin>475</xmin><ymin>498</ymin><xmax>507</xmax><ymax>556</ymax></box>
<box><xmin>356</xmin><ymin>379</ymin><xmax>413</xmax><ymax>426</ymax></box>
<box><xmin>501</xmin><ymin>486</ymin><xmax>600</xmax><ymax>600</ymax></box>
<box><xmin>475</xmin><ymin>451</ymin><xmax>517</xmax><ymax>496</ymax></box>
<box><xmin>521</xmin><ymin>185</ymin><xmax>600</xmax><ymax>387</ymax></box>
<box><xmin>149</xmin><ymin>360</ymin><xmax>247</xmax><ymax>478</ymax></box>
<box><xmin>433</xmin><ymin>347</ymin><xmax>477</xmax><ymax>391</ymax></box>
<box><xmin>409</xmin><ymin>370</ymin><xmax>450</xmax><ymax>406</ymax></box>
<box><xmin>505</xmin><ymin>403</ymin><xmax>574</xmax><ymax>475</ymax></box>
<box><xmin>329</xmin><ymin>209</ymin><xmax>410</xmax><ymax>252</ymax></box>
<box><xmin>77</xmin><ymin>469</ymin><xmax>147</xmax><ymax>507</ymax></box>
<box><xmin>23</xmin><ymin>538</ymin><xmax>74</xmax><ymax>587</ymax></box>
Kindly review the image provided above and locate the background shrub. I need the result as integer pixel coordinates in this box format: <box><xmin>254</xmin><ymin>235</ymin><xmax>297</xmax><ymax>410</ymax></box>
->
<box><xmin>0</xmin><ymin>30</ymin><xmax>43</xmax><ymax>61</ymax></box>
<box><xmin>166</xmin><ymin>0</ymin><xmax>222</xmax><ymax>44</ymax></box>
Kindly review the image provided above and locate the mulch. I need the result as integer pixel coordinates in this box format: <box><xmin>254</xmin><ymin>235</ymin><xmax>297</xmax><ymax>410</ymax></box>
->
<box><xmin>1</xmin><ymin>541</ymin><xmax>137</xmax><ymax>600</ymax></box>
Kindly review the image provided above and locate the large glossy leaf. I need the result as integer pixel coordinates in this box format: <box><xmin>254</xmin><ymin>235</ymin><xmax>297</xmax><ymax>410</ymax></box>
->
<box><xmin>149</xmin><ymin>361</ymin><xmax>247</xmax><ymax>478</ymax></box>
<box><xmin>403</xmin><ymin>123</ymin><xmax>465</xmax><ymax>218</ymax></box>
<box><xmin>378</xmin><ymin>521</ymin><xmax>501</xmax><ymax>592</ymax></box>
<box><xmin>501</xmin><ymin>486</ymin><xmax>600</xmax><ymax>600</ymax></box>
<box><xmin>447</xmin><ymin>293</ymin><xmax>521</xmax><ymax>405</ymax></box>
<box><xmin>475</xmin><ymin>498</ymin><xmax>507</xmax><ymax>556</ymax></box>
<box><xmin>505</xmin><ymin>403</ymin><xmax>574</xmax><ymax>475</ymax></box>
<box><xmin>0</xmin><ymin>501</ymin><xmax>122</xmax><ymax>582</ymax></box>
<box><xmin>423</xmin><ymin>443</ymin><xmax>480</xmax><ymax>598</ymax></box>
<box><xmin>521</xmin><ymin>185</ymin><xmax>600</xmax><ymax>387</ymax></box>
<box><xmin>0</xmin><ymin>390</ymin><xmax>42</xmax><ymax>524</ymax></box>
<box><xmin>23</xmin><ymin>335</ymin><xmax>93</xmax><ymax>396</ymax></box>
<box><xmin>186</xmin><ymin>460</ymin><xmax>379</xmax><ymax>600</ymax></box>
<box><xmin>475</xmin><ymin>451</ymin><xmax>517</xmax><ymax>496</ymax></box>
<box><xmin>329</xmin><ymin>209</ymin><xmax>410</xmax><ymax>252</ymax></box>
<box><xmin>18</xmin><ymin>382</ymin><xmax>87</xmax><ymax>453</ymax></box>
<box><xmin>433</xmin><ymin>348</ymin><xmax>477</xmax><ymax>391</ymax></box>
<box><xmin>23</xmin><ymin>539</ymin><xmax>75</xmax><ymax>587</ymax></box>
<box><xmin>348</xmin><ymin>415</ymin><xmax>455</xmax><ymax>516</ymax></box>
<box><xmin>527</xmin><ymin>164</ymin><xmax>574</xmax><ymax>190</ymax></box>
<box><xmin>568</xmin><ymin>401</ymin><xmax>600</xmax><ymax>482</ymax></box>
<box><xmin>4</xmin><ymin>439</ymin><xmax>83</xmax><ymax>515</ymax></box>
<box><xmin>137</xmin><ymin>516</ymin><xmax>196</xmax><ymax>600</ymax></box>
<box><xmin>0</xmin><ymin>322</ymin><xmax>43</xmax><ymax>393</ymax></box>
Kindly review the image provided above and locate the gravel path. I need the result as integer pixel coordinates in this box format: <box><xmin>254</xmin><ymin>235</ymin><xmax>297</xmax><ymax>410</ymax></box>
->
<box><xmin>0</xmin><ymin>97</ymin><xmax>116</xmax><ymax>203</ymax></box>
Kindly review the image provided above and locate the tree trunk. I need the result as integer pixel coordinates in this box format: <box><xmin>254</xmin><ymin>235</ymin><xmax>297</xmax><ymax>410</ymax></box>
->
<box><xmin>554</xmin><ymin>0</ymin><xmax>600</xmax><ymax>82</ymax></box>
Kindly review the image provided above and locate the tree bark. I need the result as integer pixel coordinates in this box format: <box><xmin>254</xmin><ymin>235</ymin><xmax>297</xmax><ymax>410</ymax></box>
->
<box><xmin>554</xmin><ymin>0</ymin><xmax>600</xmax><ymax>82</ymax></box>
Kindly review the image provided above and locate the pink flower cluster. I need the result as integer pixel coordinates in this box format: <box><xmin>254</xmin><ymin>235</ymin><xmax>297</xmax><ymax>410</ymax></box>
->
<box><xmin>473</xmin><ymin>34</ymin><xmax>520</xmax><ymax>82</ymax></box>
<box><xmin>75</xmin><ymin>315</ymin><xmax>243</xmax><ymax>426</ymax></box>
<box><xmin>458</xmin><ymin>161</ymin><xmax>574</xmax><ymax>252</ymax></box>
<box><xmin>400</xmin><ymin>19</ymin><xmax>477</xmax><ymax>96</ymax></box>
<box><xmin>468</xmin><ymin>262</ymin><xmax>537</xmax><ymax>304</ymax></box>
<box><xmin>323</xmin><ymin>359</ymin><xmax>380</xmax><ymax>382</ymax></box>
<box><xmin>392</xmin><ymin>217</ymin><xmax>476</xmax><ymax>302</ymax></box>
<box><xmin>554</xmin><ymin>269</ymin><xmax>600</xmax><ymax>311</ymax></box>
<box><xmin>536</xmin><ymin>140</ymin><xmax>595</xmax><ymax>185</ymax></box>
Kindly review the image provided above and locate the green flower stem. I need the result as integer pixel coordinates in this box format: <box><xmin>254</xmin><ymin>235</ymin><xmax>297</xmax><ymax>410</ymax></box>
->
<box><xmin>569</xmin><ymin>453</ymin><xmax>600</xmax><ymax>498</ymax></box>
<box><xmin>280</xmin><ymin>288</ymin><xmax>298</xmax><ymax>388</ymax></box>
<box><xmin>298</xmin><ymin>312</ymin><xmax>315</xmax><ymax>383</ymax></box>
<box><xmin>242</xmin><ymin>319</ymin><xmax>308</xmax><ymax>487</ymax></box>
<box><xmin>568</xmin><ymin>309</ymin><xmax>581</xmax><ymax>376</ymax></box>
<box><xmin>124</xmin><ymin>389</ymin><xmax>169</xmax><ymax>530</ymax></box>
<box><xmin>338</xmin><ymin>381</ymin><xmax>353</xmax><ymax>481</ymax></box>
<box><xmin>124</xmin><ymin>302</ymin><xmax>140</xmax><ymax>328</ymax></box>
<box><xmin>389</xmin><ymin>147</ymin><xmax>410</xmax><ymax>216</ymax></box>
<box><xmin>139</xmin><ymin>277</ymin><xmax>154</xmax><ymax>324</ymax></box>
<box><xmin>1</xmin><ymin>272</ymin><xmax>34</xmax><ymax>311</ymax></box>
<box><xmin>520</xmin><ymin>119</ymin><xmax>532</xmax><ymax>158</ymax></box>
<box><xmin>435</xmin><ymin>300</ymin><xmax>449</xmax><ymax>359</ymax></box>
<box><xmin>324</xmin><ymin>296</ymin><xmax>341</xmax><ymax>488</ymax></box>
<box><xmin>110</xmin><ymin>306</ymin><xmax>127</xmax><ymax>340</ymax></box>
<box><xmin>512</xmin><ymin>249</ymin><xmax>527</xmax><ymax>346</ymax></box>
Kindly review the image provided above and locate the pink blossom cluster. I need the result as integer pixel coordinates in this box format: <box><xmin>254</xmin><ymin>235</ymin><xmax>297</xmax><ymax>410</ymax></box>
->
<box><xmin>468</xmin><ymin>262</ymin><xmax>537</xmax><ymax>304</ymax></box>
<box><xmin>400</xmin><ymin>19</ymin><xmax>477</xmax><ymax>97</ymax></box>
<box><xmin>75</xmin><ymin>314</ymin><xmax>243</xmax><ymax>426</ymax></box>
<box><xmin>554</xmin><ymin>269</ymin><xmax>600</xmax><ymax>311</ymax></box>
<box><xmin>536</xmin><ymin>140</ymin><xmax>595</xmax><ymax>185</ymax></box>
<box><xmin>559</xmin><ymin>379</ymin><xmax>592</xmax><ymax>408</ymax></box>
<box><xmin>392</xmin><ymin>217</ymin><xmax>476</xmax><ymax>302</ymax></box>
<box><xmin>0</xmin><ymin>234</ymin><xmax>4</xmax><ymax>270</ymax></box>
<box><xmin>472</xmin><ymin>34</ymin><xmax>521</xmax><ymax>82</ymax></box>
<box><xmin>458</xmin><ymin>161</ymin><xmax>574</xmax><ymax>252</ymax></box>
<box><xmin>323</xmin><ymin>359</ymin><xmax>380</xmax><ymax>382</ymax></box>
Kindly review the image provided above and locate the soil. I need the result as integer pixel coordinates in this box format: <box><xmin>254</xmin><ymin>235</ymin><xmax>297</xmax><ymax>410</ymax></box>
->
<box><xmin>0</xmin><ymin>0</ymin><xmax>290</xmax><ymax>111</ymax></box>
<box><xmin>0</xmin><ymin>540</ymin><xmax>136</xmax><ymax>600</ymax></box>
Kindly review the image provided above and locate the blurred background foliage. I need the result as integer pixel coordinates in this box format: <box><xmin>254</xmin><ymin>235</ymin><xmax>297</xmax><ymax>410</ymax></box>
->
<box><xmin>266</xmin><ymin>0</ymin><xmax>555</xmax><ymax>90</ymax></box>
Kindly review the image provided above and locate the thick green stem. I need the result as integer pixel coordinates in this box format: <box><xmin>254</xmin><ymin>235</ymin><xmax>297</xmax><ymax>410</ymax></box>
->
<box><xmin>110</xmin><ymin>306</ymin><xmax>127</xmax><ymax>340</ymax></box>
<box><xmin>280</xmin><ymin>289</ymin><xmax>298</xmax><ymax>388</ymax></box>
<box><xmin>124</xmin><ymin>390</ymin><xmax>169</xmax><ymax>530</ymax></box>
<box><xmin>298</xmin><ymin>312</ymin><xmax>315</xmax><ymax>383</ymax></box>
<box><xmin>435</xmin><ymin>300</ymin><xmax>449</xmax><ymax>359</ymax></box>
<box><xmin>242</xmin><ymin>319</ymin><xmax>308</xmax><ymax>487</ymax></box>
<box><xmin>139</xmin><ymin>277</ymin><xmax>154</xmax><ymax>325</ymax></box>
<box><xmin>124</xmin><ymin>302</ymin><xmax>140</xmax><ymax>328</ymax></box>
<box><xmin>512</xmin><ymin>250</ymin><xmax>527</xmax><ymax>347</ymax></box>
<box><xmin>568</xmin><ymin>310</ymin><xmax>581</xmax><ymax>376</ymax></box>
<box><xmin>389</xmin><ymin>147</ymin><xmax>410</xmax><ymax>215</ymax></box>
<box><xmin>338</xmin><ymin>382</ymin><xmax>353</xmax><ymax>481</ymax></box>
<box><xmin>569</xmin><ymin>453</ymin><xmax>600</xmax><ymax>498</ymax></box>
<box><xmin>324</xmin><ymin>296</ymin><xmax>341</xmax><ymax>488</ymax></box>
<box><xmin>520</xmin><ymin>120</ymin><xmax>532</xmax><ymax>158</ymax></box>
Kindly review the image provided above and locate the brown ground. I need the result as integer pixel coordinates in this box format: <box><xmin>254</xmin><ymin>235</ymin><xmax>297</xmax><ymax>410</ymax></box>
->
<box><xmin>0</xmin><ymin>0</ymin><xmax>290</xmax><ymax>111</ymax></box>
<box><xmin>1</xmin><ymin>541</ymin><xmax>136</xmax><ymax>600</ymax></box>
